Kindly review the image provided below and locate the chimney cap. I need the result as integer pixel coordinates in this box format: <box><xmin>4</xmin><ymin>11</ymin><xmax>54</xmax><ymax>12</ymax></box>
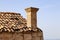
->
<box><xmin>25</xmin><ymin>7</ymin><xmax>39</xmax><ymax>12</ymax></box>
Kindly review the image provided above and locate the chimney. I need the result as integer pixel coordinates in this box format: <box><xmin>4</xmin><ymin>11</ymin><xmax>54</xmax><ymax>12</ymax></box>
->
<box><xmin>25</xmin><ymin>7</ymin><xmax>39</xmax><ymax>29</ymax></box>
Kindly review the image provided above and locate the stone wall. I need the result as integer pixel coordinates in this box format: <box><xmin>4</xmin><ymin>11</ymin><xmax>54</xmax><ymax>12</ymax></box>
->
<box><xmin>0</xmin><ymin>31</ymin><xmax>43</xmax><ymax>40</ymax></box>
<box><xmin>0</xmin><ymin>32</ymin><xmax>23</xmax><ymax>40</ymax></box>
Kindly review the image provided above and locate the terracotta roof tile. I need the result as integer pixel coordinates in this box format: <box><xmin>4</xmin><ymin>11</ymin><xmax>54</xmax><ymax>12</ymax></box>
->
<box><xmin>0</xmin><ymin>12</ymin><xmax>41</xmax><ymax>32</ymax></box>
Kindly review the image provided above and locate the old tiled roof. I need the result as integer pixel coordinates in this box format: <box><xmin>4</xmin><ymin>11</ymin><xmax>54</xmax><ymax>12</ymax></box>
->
<box><xmin>0</xmin><ymin>12</ymin><xmax>41</xmax><ymax>32</ymax></box>
<box><xmin>0</xmin><ymin>12</ymin><xmax>26</xmax><ymax>32</ymax></box>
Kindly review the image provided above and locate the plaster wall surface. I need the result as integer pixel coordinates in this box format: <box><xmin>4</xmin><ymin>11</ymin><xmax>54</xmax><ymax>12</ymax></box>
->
<box><xmin>0</xmin><ymin>31</ymin><xmax>43</xmax><ymax>40</ymax></box>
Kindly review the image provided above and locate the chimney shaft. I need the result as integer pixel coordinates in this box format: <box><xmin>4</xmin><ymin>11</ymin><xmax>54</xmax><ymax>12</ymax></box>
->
<box><xmin>25</xmin><ymin>7</ymin><xmax>39</xmax><ymax>29</ymax></box>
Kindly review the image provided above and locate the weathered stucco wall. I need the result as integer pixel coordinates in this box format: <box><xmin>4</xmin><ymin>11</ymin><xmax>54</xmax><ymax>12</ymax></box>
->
<box><xmin>0</xmin><ymin>31</ymin><xmax>43</xmax><ymax>40</ymax></box>
<box><xmin>0</xmin><ymin>32</ymin><xmax>23</xmax><ymax>40</ymax></box>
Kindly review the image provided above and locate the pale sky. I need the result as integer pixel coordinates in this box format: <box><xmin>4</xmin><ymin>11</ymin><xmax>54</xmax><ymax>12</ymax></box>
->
<box><xmin>0</xmin><ymin>0</ymin><xmax>60</xmax><ymax>39</ymax></box>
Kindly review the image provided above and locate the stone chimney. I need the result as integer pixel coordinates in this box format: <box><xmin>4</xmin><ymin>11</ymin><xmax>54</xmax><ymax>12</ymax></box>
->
<box><xmin>25</xmin><ymin>7</ymin><xmax>39</xmax><ymax>29</ymax></box>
